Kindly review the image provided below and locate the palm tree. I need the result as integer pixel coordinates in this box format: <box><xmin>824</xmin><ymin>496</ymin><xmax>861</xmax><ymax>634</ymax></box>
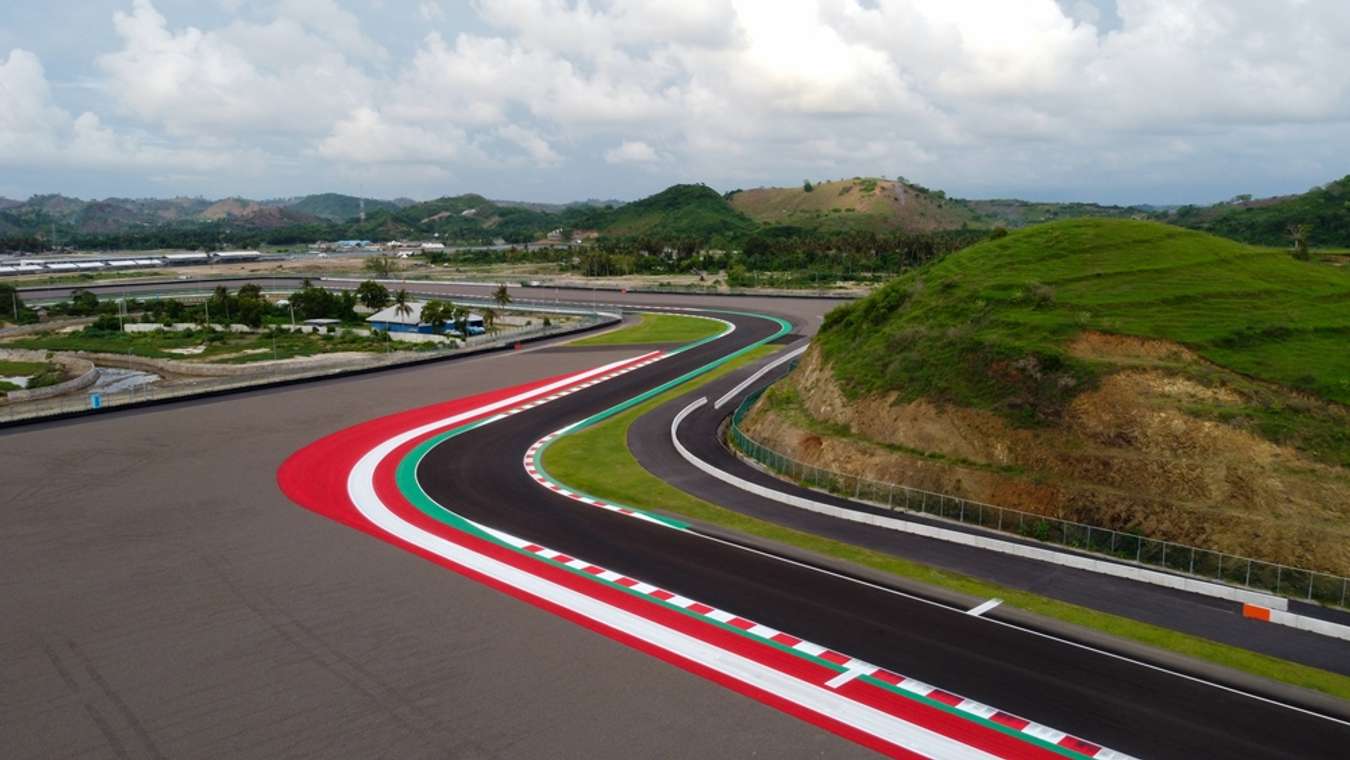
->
<box><xmin>482</xmin><ymin>307</ymin><xmax>497</xmax><ymax>335</ymax></box>
<box><xmin>392</xmin><ymin>288</ymin><xmax>412</xmax><ymax>321</ymax></box>
<box><xmin>452</xmin><ymin>305</ymin><xmax>470</xmax><ymax>337</ymax></box>
<box><xmin>493</xmin><ymin>284</ymin><xmax>511</xmax><ymax>309</ymax></box>
<box><xmin>421</xmin><ymin>300</ymin><xmax>447</xmax><ymax>333</ymax></box>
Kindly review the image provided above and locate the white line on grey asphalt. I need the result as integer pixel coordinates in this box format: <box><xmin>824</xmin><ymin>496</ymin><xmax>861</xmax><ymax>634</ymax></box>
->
<box><xmin>967</xmin><ymin>598</ymin><xmax>1002</xmax><ymax>617</ymax></box>
<box><xmin>674</xmin><ymin>397</ymin><xmax>1350</xmax><ymax>727</ymax></box>
<box><xmin>715</xmin><ymin>343</ymin><xmax>808</xmax><ymax>409</ymax></box>
<box><xmin>691</xmin><ymin>522</ymin><xmax>1350</xmax><ymax>728</ymax></box>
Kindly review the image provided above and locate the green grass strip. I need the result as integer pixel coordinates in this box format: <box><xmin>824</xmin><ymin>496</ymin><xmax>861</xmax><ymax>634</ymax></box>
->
<box><xmin>568</xmin><ymin>312</ymin><xmax>728</xmax><ymax>346</ymax></box>
<box><xmin>541</xmin><ymin>353</ymin><xmax>1350</xmax><ymax>704</ymax></box>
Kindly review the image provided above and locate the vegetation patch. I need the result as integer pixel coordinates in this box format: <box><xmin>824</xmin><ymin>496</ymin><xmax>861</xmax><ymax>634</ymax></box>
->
<box><xmin>568</xmin><ymin>313</ymin><xmax>726</xmax><ymax>346</ymax></box>
<box><xmin>817</xmin><ymin>219</ymin><xmax>1350</xmax><ymax>423</ymax></box>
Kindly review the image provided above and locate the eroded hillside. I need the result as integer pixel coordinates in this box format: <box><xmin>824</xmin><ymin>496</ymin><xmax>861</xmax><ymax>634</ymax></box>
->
<box><xmin>744</xmin><ymin>219</ymin><xmax>1350</xmax><ymax>573</ymax></box>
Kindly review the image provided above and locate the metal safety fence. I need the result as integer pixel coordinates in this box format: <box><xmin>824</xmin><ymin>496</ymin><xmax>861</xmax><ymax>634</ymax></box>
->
<box><xmin>729</xmin><ymin>389</ymin><xmax>1349</xmax><ymax>609</ymax></box>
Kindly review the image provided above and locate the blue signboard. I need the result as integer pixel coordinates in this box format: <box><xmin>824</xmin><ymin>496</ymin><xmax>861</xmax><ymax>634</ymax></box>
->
<box><xmin>89</xmin><ymin>393</ymin><xmax>102</xmax><ymax>410</ymax></box>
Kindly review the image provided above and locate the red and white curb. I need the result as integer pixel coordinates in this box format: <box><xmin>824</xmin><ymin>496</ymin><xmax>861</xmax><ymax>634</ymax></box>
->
<box><xmin>519</xmin><ymin>353</ymin><xmax>680</xmax><ymax>527</ymax></box>
<box><xmin>284</xmin><ymin>352</ymin><xmax>1136</xmax><ymax>758</ymax></box>
<box><xmin>475</xmin><ymin>522</ymin><xmax>1133</xmax><ymax>760</ymax></box>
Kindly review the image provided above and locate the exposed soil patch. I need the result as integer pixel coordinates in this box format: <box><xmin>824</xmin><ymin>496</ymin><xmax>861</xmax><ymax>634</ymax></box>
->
<box><xmin>745</xmin><ymin>344</ymin><xmax>1350</xmax><ymax>574</ymax></box>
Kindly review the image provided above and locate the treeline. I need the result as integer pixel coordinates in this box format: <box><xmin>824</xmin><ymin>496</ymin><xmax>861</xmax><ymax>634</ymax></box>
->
<box><xmin>574</xmin><ymin>228</ymin><xmax>988</xmax><ymax>280</ymax></box>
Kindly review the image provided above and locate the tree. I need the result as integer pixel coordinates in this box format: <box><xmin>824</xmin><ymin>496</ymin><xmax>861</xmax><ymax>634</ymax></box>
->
<box><xmin>420</xmin><ymin>300</ymin><xmax>449</xmax><ymax>333</ymax></box>
<box><xmin>803</xmin><ymin>179</ymin><xmax>814</xmax><ymax>193</ymax></box>
<box><xmin>481</xmin><ymin>307</ymin><xmax>497</xmax><ymax>335</ymax></box>
<box><xmin>493</xmin><ymin>283</ymin><xmax>511</xmax><ymax>309</ymax></box>
<box><xmin>0</xmin><ymin>283</ymin><xmax>27</xmax><ymax>324</ymax></box>
<box><xmin>69</xmin><ymin>289</ymin><xmax>100</xmax><ymax>316</ymax></box>
<box><xmin>364</xmin><ymin>254</ymin><xmax>397</xmax><ymax>278</ymax></box>
<box><xmin>1289</xmin><ymin>223</ymin><xmax>1312</xmax><ymax>261</ymax></box>
<box><xmin>451</xmin><ymin>305</ymin><xmax>470</xmax><ymax>336</ymax></box>
<box><xmin>356</xmin><ymin>279</ymin><xmax>391</xmax><ymax>309</ymax></box>
<box><xmin>392</xmin><ymin>288</ymin><xmax>412</xmax><ymax>322</ymax></box>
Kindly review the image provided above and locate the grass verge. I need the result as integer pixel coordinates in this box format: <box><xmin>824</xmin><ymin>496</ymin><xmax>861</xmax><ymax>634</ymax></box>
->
<box><xmin>569</xmin><ymin>312</ymin><xmax>726</xmax><ymax>346</ymax></box>
<box><xmin>542</xmin><ymin>347</ymin><xmax>1350</xmax><ymax>702</ymax></box>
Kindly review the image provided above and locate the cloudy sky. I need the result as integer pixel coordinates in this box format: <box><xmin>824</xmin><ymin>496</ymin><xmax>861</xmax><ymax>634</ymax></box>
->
<box><xmin>2</xmin><ymin>0</ymin><xmax>1347</xmax><ymax>205</ymax></box>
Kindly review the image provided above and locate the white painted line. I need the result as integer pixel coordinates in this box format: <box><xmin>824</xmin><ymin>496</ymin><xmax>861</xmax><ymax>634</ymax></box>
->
<box><xmin>715</xmin><ymin>344</ymin><xmax>809</xmax><ymax>409</ymax></box>
<box><xmin>826</xmin><ymin>666</ymin><xmax>869</xmax><ymax>689</ymax></box>
<box><xmin>967</xmin><ymin>598</ymin><xmax>1002</xmax><ymax>617</ymax></box>
<box><xmin>669</xmin><ymin>396</ymin><xmax>1350</xmax><ymax>729</ymax></box>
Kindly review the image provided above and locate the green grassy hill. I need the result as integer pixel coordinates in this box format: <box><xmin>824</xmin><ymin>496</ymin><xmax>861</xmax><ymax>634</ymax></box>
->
<box><xmin>1160</xmin><ymin>175</ymin><xmax>1350</xmax><ymax>247</ymax></box>
<box><xmin>763</xmin><ymin>218</ymin><xmax>1350</xmax><ymax>574</ymax></box>
<box><xmin>601</xmin><ymin>184</ymin><xmax>757</xmax><ymax>239</ymax></box>
<box><xmin>818</xmin><ymin>219</ymin><xmax>1350</xmax><ymax>418</ymax></box>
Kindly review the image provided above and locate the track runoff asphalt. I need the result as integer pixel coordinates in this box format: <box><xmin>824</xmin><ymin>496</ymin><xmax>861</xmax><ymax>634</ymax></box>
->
<box><xmin>0</xmin><ymin>296</ymin><xmax>873</xmax><ymax>759</ymax></box>
<box><xmin>404</xmin><ymin>304</ymin><xmax>1349</xmax><ymax>759</ymax></box>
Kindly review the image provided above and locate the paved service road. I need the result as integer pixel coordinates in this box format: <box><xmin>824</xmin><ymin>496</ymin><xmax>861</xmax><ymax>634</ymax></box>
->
<box><xmin>0</xmin><ymin>294</ymin><xmax>870</xmax><ymax>759</ymax></box>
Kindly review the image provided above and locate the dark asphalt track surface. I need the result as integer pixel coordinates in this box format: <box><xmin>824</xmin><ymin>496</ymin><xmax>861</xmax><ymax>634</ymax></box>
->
<box><xmin>417</xmin><ymin>307</ymin><xmax>1350</xmax><ymax>759</ymax></box>
<box><xmin>0</xmin><ymin>296</ymin><xmax>871</xmax><ymax>759</ymax></box>
<box><xmin>8</xmin><ymin>279</ymin><xmax>1349</xmax><ymax>757</ymax></box>
<box><xmin>634</xmin><ymin>350</ymin><xmax>1350</xmax><ymax>676</ymax></box>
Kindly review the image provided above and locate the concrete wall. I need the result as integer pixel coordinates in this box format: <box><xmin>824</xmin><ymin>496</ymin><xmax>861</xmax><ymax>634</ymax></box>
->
<box><xmin>76</xmin><ymin>350</ymin><xmax>418</xmax><ymax>378</ymax></box>
<box><xmin>1</xmin><ymin>349</ymin><xmax>98</xmax><ymax>403</ymax></box>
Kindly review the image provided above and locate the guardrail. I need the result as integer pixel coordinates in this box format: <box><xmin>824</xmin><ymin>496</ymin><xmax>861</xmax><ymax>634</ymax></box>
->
<box><xmin>729</xmin><ymin>388</ymin><xmax>1350</xmax><ymax>609</ymax></box>
<box><xmin>0</xmin><ymin>315</ymin><xmax>613</xmax><ymax>426</ymax></box>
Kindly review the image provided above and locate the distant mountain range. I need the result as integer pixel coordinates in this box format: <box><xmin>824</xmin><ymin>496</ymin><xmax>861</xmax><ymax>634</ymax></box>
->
<box><xmin>2</xmin><ymin>175</ymin><xmax>1346</xmax><ymax>249</ymax></box>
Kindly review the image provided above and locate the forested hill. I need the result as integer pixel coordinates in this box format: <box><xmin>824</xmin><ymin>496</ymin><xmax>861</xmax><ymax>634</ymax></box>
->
<box><xmin>1155</xmin><ymin>175</ymin><xmax>1350</xmax><ymax>247</ymax></box>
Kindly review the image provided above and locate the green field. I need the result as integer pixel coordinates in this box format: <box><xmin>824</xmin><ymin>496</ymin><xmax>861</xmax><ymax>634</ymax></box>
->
<box><xmin>10</xmin><ymin>328</ymin><xmax>398</xmax><ymax>363</ymax></box>
<box><xmin>0</xmin><ymin>359</ymin><xmax>66</xmax><ymax>391</ymax></box>
<box><xmin>569</xmin><ymin>313</ymin><xmax>727</xmax><ymax>346</ymax></box>
<box><xmin>541</xmin><ymin>342</ymin><xmax>1350</xmax><ymax>701</ymax></box>
<box><xmin>0</xmin><ymin>360</ymin><xmax>49</xmax><ymax>376</ymax></box>
<box><xmin>818</xmin><ymin>219</ymin><xmax>1350</xmax><ymax>425</ymax></box>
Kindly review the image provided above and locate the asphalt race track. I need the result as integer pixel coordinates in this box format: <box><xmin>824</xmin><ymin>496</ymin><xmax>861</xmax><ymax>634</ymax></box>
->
<box><xmin>634</xmin><ymin>352</ymin><xmax>1350</xmax><ymax>676</ymax></box>
<box><xmin>4</xmin><ymin>286</ymin><xmax>1348</xmax><ymax>757</ymax></box>
<box><xmin>409</xmin><ymin>306</ymin><xmax>1350</xmax><ymax>758</ymax></box>
<box><xmin>0</xmin><ymin>294</ymin><xmax>870</xmax><ymax>760</ymax></box>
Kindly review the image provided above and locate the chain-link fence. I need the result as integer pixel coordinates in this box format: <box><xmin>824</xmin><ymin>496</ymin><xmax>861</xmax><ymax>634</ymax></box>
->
<box><xmin>729</xmin><ymin>389</ymin><xmax>1349</xmax><ymax>609</ymax></box>
<box><xmin>1</xmin><ymin>314</ymin><xmax>612</xmax><ymax>426</ymax></box>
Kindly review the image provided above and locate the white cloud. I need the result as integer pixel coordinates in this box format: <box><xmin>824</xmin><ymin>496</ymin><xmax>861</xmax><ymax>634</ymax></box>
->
<box><xmin>0</xmin><ymin>48</ymin><xmax>238</xmax><ymax>173</ymax></box>
<box><xmin>496</xmin><ymin>124</ymin><xmax>562</xmax><ymax>166</ymax></box>
<box><xmin>604</xmin><ymin>140</ymin><xmax>665</xmax><ymax>165</ymax></box>
<box><xmin>316</xmin><ymin>107</ymin><xmax>464</xmax><ymax>164</ymax></box>
<box><xmin>4</xmin><ymin>0</ymin><xmax>1350</xmax><ymax>201</ymax></box>
<box><xmin>97</xmin><ymin>0</ymin><xmax>380</xmax><ymax>137</ymax></box>
<box><xmin>418</xmin><ymin>1</ymin><xmax>444</xmax><ymax>22</ymax></box>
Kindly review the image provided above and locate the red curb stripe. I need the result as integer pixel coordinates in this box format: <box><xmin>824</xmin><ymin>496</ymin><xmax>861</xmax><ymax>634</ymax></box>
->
<box><xmin>820</xmin><ymin>650</ymin><xmax>851</xmax><ymax>666</ymax></box>
<box><xmin>990</xmin><ymin>712</ymin><xmax>1032</xmax><ymax>731</ymax></box>
<box><xmin>280</xmin><ymin>363</ymin><xmax>1121</xmax><ymax>760</ymax></box>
